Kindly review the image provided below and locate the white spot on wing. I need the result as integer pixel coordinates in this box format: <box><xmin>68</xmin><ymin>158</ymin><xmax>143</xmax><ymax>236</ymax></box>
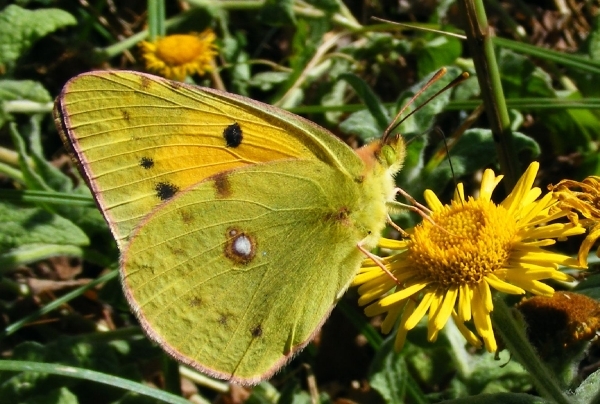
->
<box><xmin>233</xmin><ymin>235</ymin><xmax>252</xmax><ymax>257</ymax></box>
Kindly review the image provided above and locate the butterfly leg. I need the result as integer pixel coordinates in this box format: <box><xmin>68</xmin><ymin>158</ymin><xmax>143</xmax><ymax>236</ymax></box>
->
<box><xmin>388</xmin><ymin>187</ymin><xmax>458</xmax><ymax>238</ymax></box>
<box><xmin>356</xmin><ymin>242</ymin><xmax>402</xmax><ymax>286</ymax></box>
<box><xmin>385</xmin><ymin>214</ymin><xmax>410</xmax><ymax>238</ymax></box>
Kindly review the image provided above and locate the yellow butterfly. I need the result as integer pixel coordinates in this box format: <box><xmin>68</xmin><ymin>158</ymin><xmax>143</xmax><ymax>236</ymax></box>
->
<box><xmin>54</xmin><ymin>71</ymin><xmax>405</xmax><ymax>384</ymax></box>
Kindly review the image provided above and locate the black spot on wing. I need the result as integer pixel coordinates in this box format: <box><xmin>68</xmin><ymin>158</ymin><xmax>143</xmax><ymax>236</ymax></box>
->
<box><xmin>251</xmin><ymin>324</ymin><xmax>263</xmax><ymax>338</ymax></box>
<box><xmin>121</xmin><ymin>110</ymin><xmax>131</xmax><ymax>121</ymax></box>
<box><xmin>155</xmin><ymin>182</ymin><xmax>179</xmax><ymax>200</ymax></box>
<box><xmin>223</xmin><ymin>123</ymin><xmax>243</xmax><ymax>147</ymax></box>
<box><xmin>189</xmin><ymin>297</ymin><xmax>202</xmax><ymax>307</ymax></box>
<box><xmin>140</xmin><ymin>157</ymin><xmax>154</xmax><ymax>169</ymax></box>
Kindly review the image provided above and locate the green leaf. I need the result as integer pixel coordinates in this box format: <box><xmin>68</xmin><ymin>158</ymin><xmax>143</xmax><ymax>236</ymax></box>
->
<box><xmin>339</xmin><ymin>109</ymin><xmax>380</xmax><ymax>141</ymax></box>
<box><xmin>587</xmin><ymin>15</ymin><xmax>600</xmax><ymax>61</ymax></box>
<box><xmin>9</xmin><ymin>122</ymin><xmax>52</xmax><ymax>192</ymax></box>
<box><xmin>0</xmin><ymin>244</ymin><xmax>85</xmax><ymax>271</ymax></box>
<box><xmin>0</xmin><ymin>5</ymin><xmax>76</xmax><ymax>71</ymax></box>
<box><xmin>573</xmin><ymin>273</ymin><xmax>600</xmax><ymax>299</ymax></box>
<box><xmin>573</xmin><ymin>368</ymin><xmax>600</xmax><ymax>403</ymax></box>
<box><xmin>257</xmin><ymin>0</ymin><xmax>296</xmax><ymax>27</ymax></box>
<box><xmin>537</xmin><ymin>92</ymin><xmax>599</xmax><ymax>154</ymax></box>
<box><xmin>0</xmin><ymin>200</ymin><xmax>89</xmax><ymax>254</ymax></box>
<box><xmin>27</xmin><ymin>387</ymin><xmax>79</xmax><ymax>404</ymax></box>
<box><xmin>498</xmin><ymin>49</ymin><xmax>555</xmax><ymax>98</ymax></box>
<box><xmin>245</xmin><ymin>381</ymin><xmax>280</xmax><ymax>403</ymax></box>
<box><xmin>369</xmin><ymin>339</ymin><xmax>408</xmax><ymax>403</ymax></box>
<box><xmin>339</xmin><ymin>73</ymin><xmax>390</xmax><ymax>131</ymax></box>
<box><xmin>306</xmin><ymin>0</ymin><xmax>340</xmax><ymax>13</ymax></box>
<box><xmin>249</xmin><ymin>72</ymin><xmax>291</xmax><ymax>91</ymax></box>
<box><xmin>0</xmin><ymin>359</ymin><xmax>188</xmax><ymax>404</ymax></box>
<box><xmin>222</xmin><ymin>33</ymin><xmax>251</xmax><ymax>96</ymax></box>
<box><xmin>0</xmin><ymin>80</ymin><xmax>52</xmax><ymax>103</ymax></box>
<box><xmin>414</xmin><ymin>35</ymin><xmax>462</xmax><ymax>79</ymax></box>
<box><xmin>394</xmin><ymin>66</ymin><xmax>461</xmax><ymax>136</ymax></box>
<box><xmin>441</xmin><ymin>393</ymin><xmax>550</xmax><ymax>404</ymax></box>
<box><xmin>23</xmin><ymin>115</ymin><xmax>75</xmax><ymax>193</ymax></box>
<box><xmin>424</xmin><ymin>130</ymin><xmax>540</xmax><ymax>195</ymax></box>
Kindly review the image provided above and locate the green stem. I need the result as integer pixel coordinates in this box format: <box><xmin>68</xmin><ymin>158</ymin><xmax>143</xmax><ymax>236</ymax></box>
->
<box><xmin>3</xmin><ymin>100</ymin><xmax>53</xmax><ymax>114</ymax></box>
<box><xmin>147</xmin><ymin>0</ymin><xmax>158</xmax><ymax>40</ymax></box>
<box><xmin>492</xmin><ymin>297</ymin><xmax>571</xmax><ymax>404</ymax></box>
<box><xmin>93</xmin><ymin>11</ymin><xmax>190</xmax><ymax>61</ymax></box>
<box><xmin>0</xmin><ymin>245</ymin><xmax>85</xmax><ymax>273</ymax></box>
<box><xmin>3</xmin><ymin>270</ymin><xmax>118</xmax><ymax>337</ymax></box>
<box><xmin>0</xmin><ymin>361</ymin><xmax>189</xmax><ymax>404</ymax></box>
<box><xmin>456</xmin><ymin>0</ymin><xmax>518</xmax><ymax>190</ymax></box>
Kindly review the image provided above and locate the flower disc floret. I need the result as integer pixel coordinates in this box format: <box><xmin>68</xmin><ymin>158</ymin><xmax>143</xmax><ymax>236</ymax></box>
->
<box><xmin>410</xmin><ymin>198</ymin><xmax>516</xmax><ymax>286</ymax></box>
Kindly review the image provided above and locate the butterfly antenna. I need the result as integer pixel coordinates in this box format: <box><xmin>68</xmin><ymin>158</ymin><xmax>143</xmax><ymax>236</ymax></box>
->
<box><xmin>383</xmin><ymin>70</ymin><xmax>470</xmax><ymax>141</ymax></box>
<box><xmin>432</xmin><ymin>127</ymin><xmax>463</xmax><ymax>205</ymax></box>
<box><xmin>382</xmin><ymin>68</ymin><xmax>446</xmax><ymax>141</ymax></box>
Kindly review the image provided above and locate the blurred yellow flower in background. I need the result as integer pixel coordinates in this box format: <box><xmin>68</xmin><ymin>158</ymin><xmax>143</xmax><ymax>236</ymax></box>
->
<box><xmin>139</xmin><ymin>30</ymin><xmax>217</xmax><ymax>81</ymax></box>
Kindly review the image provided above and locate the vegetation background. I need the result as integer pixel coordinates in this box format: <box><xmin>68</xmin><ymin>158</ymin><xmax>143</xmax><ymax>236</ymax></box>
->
<box><xmin>1</xmin><ymin>0</ymin><xmax>600</xmax><ymax>403</ymax></box>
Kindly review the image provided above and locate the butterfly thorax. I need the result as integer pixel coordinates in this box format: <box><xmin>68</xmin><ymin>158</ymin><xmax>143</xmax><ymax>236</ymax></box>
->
<box><xmin>352</xmin><ymin>135</ymin><xmax>406</xmax><ymax>249</ymax></box>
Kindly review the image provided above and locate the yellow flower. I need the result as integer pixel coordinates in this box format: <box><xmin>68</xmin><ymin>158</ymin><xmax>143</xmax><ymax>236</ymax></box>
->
<box><xmin>139</xmin><ymin>30</ymin><xmax>218</xmax><ymax>81</ymax></box>
<box><xmin>353</xmin><ymin>162</ymin><xmax>586</xmax><ymax>353</ymax></box>
<box><xmin>550</xmin><ymin>176</ymin><xmax>600</xmax><ymax>266</ymax></box>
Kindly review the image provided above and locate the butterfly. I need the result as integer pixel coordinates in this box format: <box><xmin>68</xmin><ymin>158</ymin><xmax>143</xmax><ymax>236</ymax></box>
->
<box><xmin>54</xmin><ymin>70</ymin><xmax>405</xmax><ymax>384</ymax></box>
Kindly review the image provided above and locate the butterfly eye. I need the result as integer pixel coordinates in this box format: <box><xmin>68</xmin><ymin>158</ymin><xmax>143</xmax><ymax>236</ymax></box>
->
<box><xmin>380</xmin><ymin>144</ymin><xmax>397</xmax><ymax>168</ymax></box>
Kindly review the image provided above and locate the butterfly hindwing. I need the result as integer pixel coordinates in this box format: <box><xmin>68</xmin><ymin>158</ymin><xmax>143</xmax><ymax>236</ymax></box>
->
<box><xmin>121</xmin><ymin>159</ymin><xmax>385</xmax><ymax>383</ymax></box>
<box><xmin>54</xmin><ymin>71</ymin><xmax>364</xmax><ymax>247</ymax></box>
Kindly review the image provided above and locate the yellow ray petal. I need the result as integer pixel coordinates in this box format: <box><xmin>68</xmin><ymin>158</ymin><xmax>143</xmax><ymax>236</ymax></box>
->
<box><xmin>404</xmin><ymin>289</ymin><xmax>437</xmax><ymax>330</ymax></box>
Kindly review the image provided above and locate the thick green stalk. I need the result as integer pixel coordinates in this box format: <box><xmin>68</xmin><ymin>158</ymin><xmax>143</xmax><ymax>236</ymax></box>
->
<box><xmin>457</xmin><ymin>0</ymin><xmax>518</xmax><ymax>189</ymax></box>
<box><xmin>493</xmin><ymin>298</ymin><xmax>571</xmax><ymax>404</ymax></box>
<box><xmin>147</xmin><ymin>0</ymin><xmax>166</xmax><ymax>39</ymax></box>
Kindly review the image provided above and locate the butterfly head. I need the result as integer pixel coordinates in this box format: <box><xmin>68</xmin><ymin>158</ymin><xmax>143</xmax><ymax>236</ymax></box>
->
<box><xmin>381</xmin><ymin>133</ymin><xmax>406</xmax><ymax>174</ymax></box>
<box><xmin>356</xmin><ymin>134</ymin><xmax>406</xmax><ymax>177</ymax></box>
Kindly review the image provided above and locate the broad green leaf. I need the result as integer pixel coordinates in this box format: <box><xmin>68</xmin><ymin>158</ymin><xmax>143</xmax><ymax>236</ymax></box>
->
<box><xmin>414</xmin><ymin>35</ymin><xmax>462</xmax><ymax>79</ymax></box>
<box><xmin>0</xmin><ymin>5</ymin><xmax>76</xmax><ymax>70</ymax></box>
<box><xmin>423</xmin><ymin>129</ymin><xmax>540</xmax><ymax>196</ymax></box>
<box><xmin>0</xmin><ymin>80</ymin><xmax>52</xmax><ymax>103</ymax></box>
<box><xmin>249</xmin><ymin>72</ymin><xmax>291</xmax><ymax>91</ymax></box>
<box><xmin>27</xmin><ymin>387</ymin><xmax>78</xmax><ymax>404</ymax></box>
<box><xmin>369</xmin><ymin>339</ymin><xmax>408</xmax><ymax>403</ymax></box>
<box><xmin>0</xmin><ymin>200</ymin><xmax>89</xmax><ymax>253</ymax></box>
<box><xmin>339</xmin><ymin>108</ymin><xmax>380</xmax><ymax>141</ymax></box>
<box><xmin>340</xmin><ymin>73</ymin><xmax>390</xmax><ymax>131</ymax></box>
<box><xmin>257</xmin><ymin>0</ymin><xmax>296</xmax><ymax>26</ymax></box>
<box><xmin>394</xmin><ymin>66</ymin><xmax>461</xmax><ymax>136</ymax></box>
<box><xmin>306</xmin><ymin>0</ymin><xmax>339</xmax><ymax>13</ymax></box>
<box><xmin>573</xmin><ymin>368</ymin><xmax>600</xmax><ymax>403</ymax></box>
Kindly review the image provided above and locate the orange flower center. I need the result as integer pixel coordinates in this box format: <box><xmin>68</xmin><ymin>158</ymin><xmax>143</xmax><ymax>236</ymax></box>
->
<box><xmin>155</xmin><ymin>34</ymin><xmax>207</xmax><ymax>66</ymax></box>
<box><xmin>408</xmin><ymin>198</ymin><xmax>518</xmax><ymax>286</ymax></box>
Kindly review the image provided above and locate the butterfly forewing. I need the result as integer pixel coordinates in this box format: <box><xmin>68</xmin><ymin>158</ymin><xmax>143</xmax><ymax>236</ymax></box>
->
<box><xmin>55</xmin><ymin>71</ymin><xmax>363</xmax><ymax>246</ymax></box>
